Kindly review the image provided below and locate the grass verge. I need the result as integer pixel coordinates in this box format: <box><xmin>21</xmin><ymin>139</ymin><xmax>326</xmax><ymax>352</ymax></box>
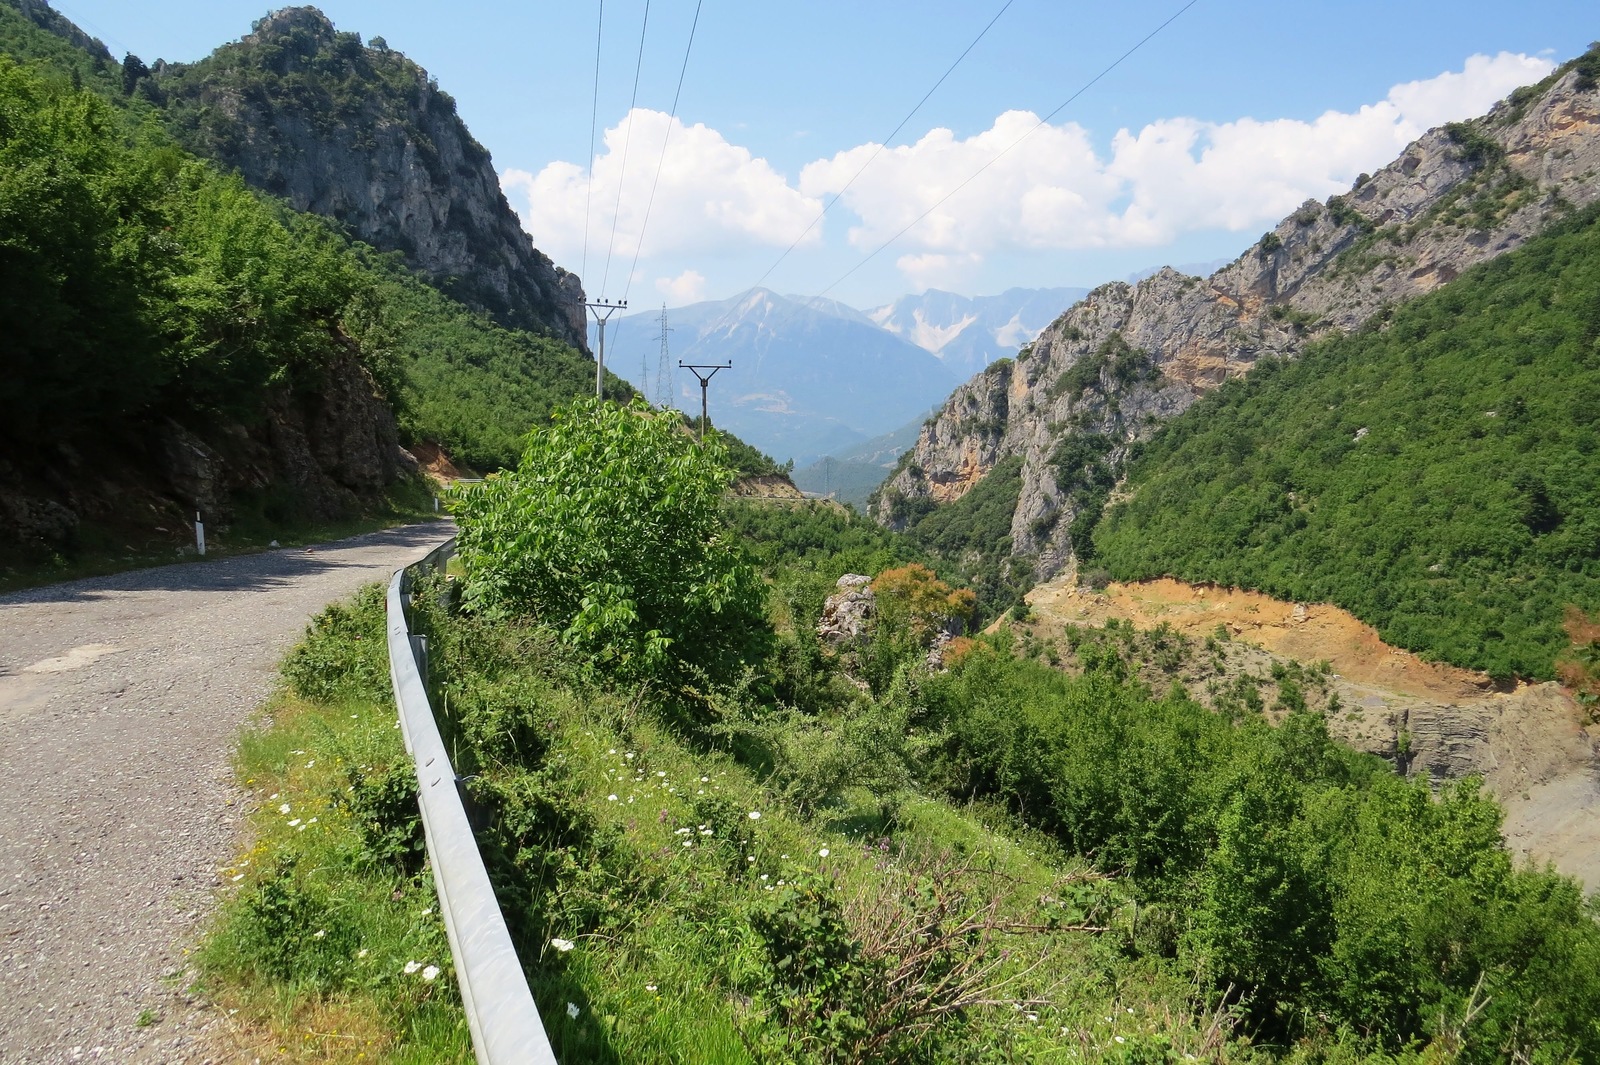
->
<box><xmin>193</xmin><ymin>584</ymin><xmax>471</xmax><ymax>1063</ymax></box>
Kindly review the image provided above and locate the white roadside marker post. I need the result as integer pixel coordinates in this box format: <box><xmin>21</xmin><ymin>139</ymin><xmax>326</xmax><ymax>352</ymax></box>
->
<box><xmin>195</xmin><ymin>512</ymin><xmax>206</xmax><ymax>556</ymax></box>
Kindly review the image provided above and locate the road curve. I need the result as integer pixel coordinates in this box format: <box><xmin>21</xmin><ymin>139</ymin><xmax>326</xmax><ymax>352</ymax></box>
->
<box><xmin>0</xmin><ymin>522</ymin><xmax>453</xmax><ymax>1062</ymax></box>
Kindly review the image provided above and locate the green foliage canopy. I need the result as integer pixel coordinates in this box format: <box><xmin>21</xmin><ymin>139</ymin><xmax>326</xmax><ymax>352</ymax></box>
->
<box><xmin>452</xmin><ymin>398</ymin><xmax>771</xmax><ymax>689</ymax></box>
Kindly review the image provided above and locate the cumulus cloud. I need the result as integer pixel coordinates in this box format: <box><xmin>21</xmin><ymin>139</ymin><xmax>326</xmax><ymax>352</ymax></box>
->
<box><xmin>800</xmin><ymin>52</ymin><xmax>1553</xmax><ymax>266</ymax></box>
<box><xmin>506</xmin><ymin>53</ymin><xmax>1552</xmax><ymax>292</ymax></box>
<box><xmin>655</xmin><ymin>268</ymin><xmax>707</xmax><ymax>304</ymax></box>
<box><xmin>503</xmin><ymin>109</ymin><xmax>821</xmax><ymax>272</ymax></box>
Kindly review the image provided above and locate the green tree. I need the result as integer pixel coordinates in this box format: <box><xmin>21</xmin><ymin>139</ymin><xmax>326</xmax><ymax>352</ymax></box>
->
<box><xmin>452</xmin><ymin>398</ymin><xmax>770</xmax><ymax>690</ymax></box>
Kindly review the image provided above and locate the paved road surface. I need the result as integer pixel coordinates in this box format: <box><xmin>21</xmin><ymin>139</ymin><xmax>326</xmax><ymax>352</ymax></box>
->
<box><xmin>0</xmin><ymin>522</ymin><xmax>452</xmax><ymax>1062</ymax></box>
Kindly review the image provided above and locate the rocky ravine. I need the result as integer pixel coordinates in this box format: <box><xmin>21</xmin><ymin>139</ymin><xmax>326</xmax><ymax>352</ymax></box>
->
<box><xmin>152</xmin><ymin>6</ymin><xmax>587</xmax><ymax>348</ymax></box>
<box><xmin>873</xmin><ymin>61</ymin><xmax>1600</xmax><ymax>576</ymax></box>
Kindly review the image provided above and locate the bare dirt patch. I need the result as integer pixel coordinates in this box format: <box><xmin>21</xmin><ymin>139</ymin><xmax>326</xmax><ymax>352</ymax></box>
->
<box><xmin>1031</xmin><ymin>576</ymin><xmax>1504</xmax><ymax>702</ymax></box>
<box><xmin>1024</xmin><ymin>574</ymin><xmax>1600</xmax><ymax>893</ymax></box>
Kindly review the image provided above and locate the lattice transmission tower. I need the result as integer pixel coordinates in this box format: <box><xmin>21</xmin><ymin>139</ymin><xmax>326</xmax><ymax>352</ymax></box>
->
<box><xmin>654</xmin><ymin>305</ymin><xmax>676</xmax><ymax>408</ymax></box>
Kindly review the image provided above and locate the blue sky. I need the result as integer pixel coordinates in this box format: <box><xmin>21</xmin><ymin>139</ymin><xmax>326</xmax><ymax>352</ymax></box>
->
<box><xmin>52</xmin><ymin>1</ymin><xmax>1595</xmax><ymax>308</ymax></box>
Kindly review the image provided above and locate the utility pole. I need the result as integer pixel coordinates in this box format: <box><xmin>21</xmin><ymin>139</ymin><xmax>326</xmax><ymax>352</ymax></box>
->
<box><xmin>583</xmin><ymin>298</ymin><xmax>627</xmax><ymax>399</ymax></box>
<box><xmin>655</xmin><ymin>305</ymin><xmax>675</xmax><ymax>408</ymax></box>
<box><xmin>679</xmin><ymin>361</ymin><xmax>730</xmax><ymax>441</ymax></box>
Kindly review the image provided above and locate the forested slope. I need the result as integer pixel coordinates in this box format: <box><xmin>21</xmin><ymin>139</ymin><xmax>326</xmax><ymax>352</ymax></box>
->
<box><xmin>0</xmin><ymin>1</ymin><xmax>661</xmax><ymax>565</ymax></box>
<box><xmin>1095</xmin><ymin>205</ymin><xmax>1600</xmax><ymax>679</ymax></box>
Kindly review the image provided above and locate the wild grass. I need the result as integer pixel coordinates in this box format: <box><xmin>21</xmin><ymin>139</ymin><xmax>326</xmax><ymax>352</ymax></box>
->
<box><xmin>194</xmin><ymin>586</ymin><xmax>472</xmax><ymax>1063</ymax></box>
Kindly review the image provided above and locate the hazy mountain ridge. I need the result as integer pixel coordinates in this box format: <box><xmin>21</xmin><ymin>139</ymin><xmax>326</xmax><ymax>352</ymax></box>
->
<box><xmin>869</xmin><ymin>286</ymin><xmax>1090</xmax><ymax>377</ymax></box>
<box><xmin>600</xmin><ymin>288</ymin><xmax>956</xmax><ymax>463</ymax></box>
<box><xmin>605</xmin><ymin>286</ymin><xmax>1098</xmax><ymax>465</ymax></box>
<box><xmin>873</xmin><ymin>57</ymin><xmax>1600</xmax><ymax>582</ymax></box>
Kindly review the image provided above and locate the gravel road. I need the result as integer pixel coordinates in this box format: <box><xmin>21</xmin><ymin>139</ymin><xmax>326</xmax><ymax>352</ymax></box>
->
<box><xmin>0</xmin><ymin>522</ymin><xmax>453</xmax><ymax>1063</ymax></box>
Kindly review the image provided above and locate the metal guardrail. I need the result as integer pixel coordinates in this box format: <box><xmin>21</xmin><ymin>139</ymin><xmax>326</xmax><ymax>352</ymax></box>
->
<box><xmin>387</xmin><ymin>538</ymin><xmax>557</xmax><ymax>1065</ymax></box>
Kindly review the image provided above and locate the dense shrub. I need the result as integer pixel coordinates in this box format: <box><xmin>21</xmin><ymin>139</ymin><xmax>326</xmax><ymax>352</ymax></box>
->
<box><xmin>452</xmin><ymin>398</ymin><xmax>771</xmax><ymax>692</ymax></box>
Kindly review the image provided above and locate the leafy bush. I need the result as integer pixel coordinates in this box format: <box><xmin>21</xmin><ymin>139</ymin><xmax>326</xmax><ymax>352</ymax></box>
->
<box><xmin>452</xmin><ymin>397</ymin><xmax>771</xmax><ymax>691</ymax></box>
<box><xmin>280</xmin><ymin>583</ymin><xmax>392</xmax><ymax>705</ymax></box>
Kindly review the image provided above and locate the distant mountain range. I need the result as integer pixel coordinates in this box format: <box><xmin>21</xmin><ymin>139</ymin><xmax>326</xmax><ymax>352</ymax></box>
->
<box><xmin>599</xmin><ymin>285</ymin><xmax>1093</xmax><ymax>464</ymax></box>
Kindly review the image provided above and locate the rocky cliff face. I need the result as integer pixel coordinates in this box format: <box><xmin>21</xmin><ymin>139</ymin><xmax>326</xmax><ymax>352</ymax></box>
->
<box><xmin>0</xmin><ymin>353</ymin><xmax>410</xmax><ymax>554</ymax></box>
<box><xmin>873</xmin><ymin>61</ymin><xmax>1600</xmax><ymax>577</ymax></box>
<box><xmin>154</xmin><ymin>7</ymin><xmax>587</xmax><ymax>348</ymax></box>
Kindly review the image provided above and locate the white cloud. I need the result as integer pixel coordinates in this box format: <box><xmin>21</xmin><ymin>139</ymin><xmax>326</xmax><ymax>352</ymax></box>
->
<box><xmin>503</xmin><ymin>109</ymin><xmax>821</xmax><ymax>273</ymax></box>
<box><xmin>799</xmin><ymin>52</ymin><xmax>1553</xmax><ymax>278</ymax></box>
<box><xmin>655</xmin><ymin>268</ymin><xmax>707</xmax><ymax>304</ymax></box>
<box><xmin>894</xmin><ymin>252</ymin><xmax>983</xmax><ymax>293</ymax></box>
<box><xmin>506</xmin><ymin>53</ymin><xmax>1553</xmax><ymax>293</ymax></box>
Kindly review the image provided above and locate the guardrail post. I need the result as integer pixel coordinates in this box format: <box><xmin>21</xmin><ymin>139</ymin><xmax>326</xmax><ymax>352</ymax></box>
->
<box><xmin>410</xmin><ymin>634</ymin><xmax>429</xmax><ymax>687</ymax></box>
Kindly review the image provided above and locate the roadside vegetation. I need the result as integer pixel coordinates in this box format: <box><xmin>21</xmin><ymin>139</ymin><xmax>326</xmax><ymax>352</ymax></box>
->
<box><xmin>210</xmin><ymin>398</ymin><xmax>1600</xmax><ymax>1063</ymax></box>
<box><xmin>196</xmin><ymin>584</ymin><xmax>472</xmax><ymax>1062</ymax></box>
<box><xmin>1095</xmin><ymin>204</ymin><xmax>1600</xmax><ymax>681</ymax></box>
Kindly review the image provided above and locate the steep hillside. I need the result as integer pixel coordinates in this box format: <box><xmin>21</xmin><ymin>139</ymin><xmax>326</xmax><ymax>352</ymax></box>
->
<box><xmin>0</xmin><ymin>1</ymin><xmax>640</xmax><ymax>570</ymax></box>
<box><xmin>149</xmin><ymin>7</ymin><xmax>587</xmax><ymax>347</ymax></box>
<box><xmin>1093</xmin><ymin>203</ymin><xmax>1600</xmax><ymax>678</ymax></box>
<box><xmin>0</xmin><ymin>46</ymin><xmax>413</xmax><ymax>558</ymax></box>
<box><xmin>875</xmin><ymin>51</ymin><xmax>1600</xmax><ymax>604</ymax></box>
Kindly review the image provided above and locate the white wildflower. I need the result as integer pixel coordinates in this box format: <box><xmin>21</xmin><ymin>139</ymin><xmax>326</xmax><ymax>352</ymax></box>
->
<box><xmin>566</xmin><ymin>1002</ymin><xmax>580</xmax><ymax>1019</ymax></box>
<box><xmin>278</xmin><ymin>803</ymin><xmax>291</xmax><ymax>815</ymax></box>
<box><xmin>287</xmin><ymin>819</ymin><xmax>301</xmax><ymax>827</ymax></box>
<box><xmin>607</xmin><ymin>794</ymin><xmax>618</xmax><ymax>802</ymax></box>
<box><xmin>748</xmin><ymin>811</ymin><xmax>761</xmax><ymax>820</ymax></box>
<box><xmin>313</xmin><ymin>929</ymin><xmax>326</xmax><ymax>939</ymax></box>
<box><xmin>358</xmin><ymin>949</ymin><xmax>369</xmax><ymax>958</ymax></box>
<box><xmin>422</xmin><ymin>965</ymin><xmax>440</xmax><ymax>981</ymax></box>
<box><xmin>550</xmin><ymin>938</ymin><xmax>576</xmax><ymax>953</ymax></box>
<box><xmin>404</xmin><ymin>961</ymin><xmax>422</xmax><ymax>974</ymax></box>
<box><xmin>818</xmin><ymin>847</ymin><xmax>829</xmax><ymax>858</ymax></box>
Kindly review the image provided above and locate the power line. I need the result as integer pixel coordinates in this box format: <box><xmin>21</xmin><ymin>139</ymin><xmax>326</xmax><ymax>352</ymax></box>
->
<box><xmin>622</xmin><ymin>0</ymin><xmax>705</xmax><ymax>303</ymax></box>
<box><xmin>580</xmin><ymin>1</ymin><xmax>605</xmax><ymax>286</ymax></box>
<box><xmin>749</xmin><ymin>0</ymin><xmax>1016</xmax><ymax>295</ymax></box>
<box><xmin>599</xmin><ymin>0</ymin><xmax>652</xmax><ymax>298</ymax></box>
<box><xmin>806</xmin><ymin>0</ymin><xmax>1202</xmax><ymax>305</ymax></box>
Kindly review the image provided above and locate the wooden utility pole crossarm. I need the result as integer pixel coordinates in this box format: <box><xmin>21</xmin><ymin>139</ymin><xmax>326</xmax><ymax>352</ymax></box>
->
<box><xmin>678</xmin><ymin>361</ymin><xmax>730</xmax><ymax>440</ymax></box>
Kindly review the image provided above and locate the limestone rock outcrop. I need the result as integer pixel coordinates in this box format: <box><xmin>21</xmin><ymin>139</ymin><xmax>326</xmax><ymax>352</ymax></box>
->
<box><xmin>155</xmin><ymin>7</ymin><xmax>587</xmax><ymax>348</ymax></box>
<box><xmin>817</xmin><ymin>575</ymin><xmax>876</xmax><ymax>645</ymax></box>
